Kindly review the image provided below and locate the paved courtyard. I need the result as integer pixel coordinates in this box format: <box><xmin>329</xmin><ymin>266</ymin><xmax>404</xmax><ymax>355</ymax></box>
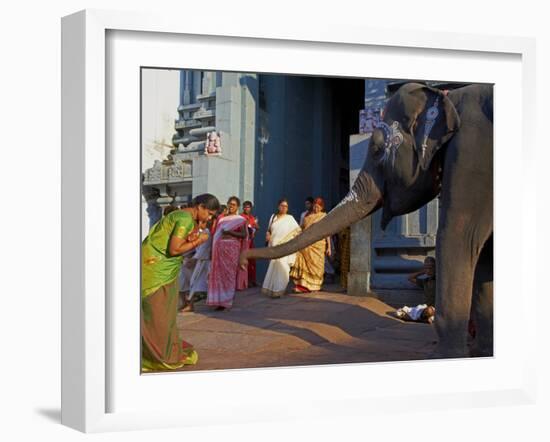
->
<box><xmin>175</xmin><ymin>284</ymin><xmax>438</xmax><ymax>371</ymax></box>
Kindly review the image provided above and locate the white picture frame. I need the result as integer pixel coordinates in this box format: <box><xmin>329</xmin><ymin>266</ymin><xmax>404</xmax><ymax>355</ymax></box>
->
<box><xmin>61</xmin><ymin>9</ymin><xmax>537</xmax><ymax>433</ymax></box>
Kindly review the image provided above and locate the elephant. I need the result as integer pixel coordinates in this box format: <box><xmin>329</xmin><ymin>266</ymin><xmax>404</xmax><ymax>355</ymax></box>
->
<box><xmin>240</xmin><ymin>82</ymin><xmax>493</xmax><ymax>359</ymax></box>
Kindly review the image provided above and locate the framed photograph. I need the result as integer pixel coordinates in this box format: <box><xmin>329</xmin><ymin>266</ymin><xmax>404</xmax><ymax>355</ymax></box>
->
<box><xmin>62</xmin><ymin>9</ymin><xmax>537</xmax><ymax>433</ymax></box>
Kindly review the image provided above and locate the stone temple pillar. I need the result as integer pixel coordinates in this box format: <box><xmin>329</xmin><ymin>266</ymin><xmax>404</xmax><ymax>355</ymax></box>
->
<box><xmin>346</xmin><ymin>133</ymin><xmax>372</xmax><ymax>296</ymax></box>
<box><xmin>141</xmin><ymin>188</ymin><xmax>162</xmax><ymax>239</ymax></box>
<box><xmin>192</xmin><ymin>72</ymin><xmax>258</xmax><ymax>205</ymax></box>
<box><xmin>146</xmin><ymin>200</ymin><xmax>162</xmax><ymax>229</ymax></box>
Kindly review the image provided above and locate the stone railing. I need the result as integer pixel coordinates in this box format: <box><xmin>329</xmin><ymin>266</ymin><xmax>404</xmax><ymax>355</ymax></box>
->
<box><xmin>143</xmin><ymin>160</ymin><xmax>193</xmax><ymax>185</ymax></box>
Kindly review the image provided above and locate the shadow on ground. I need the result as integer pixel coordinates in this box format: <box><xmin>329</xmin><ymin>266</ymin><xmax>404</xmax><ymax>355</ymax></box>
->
<box><xmin>169</xmin><ymin>285</ymin><xmax>438</xmax><ymax>372</ymax></box>
<box><xmin>35</xmin><ymin>408</ymin><xmax>61</xmax><ymax>423</ymax></box>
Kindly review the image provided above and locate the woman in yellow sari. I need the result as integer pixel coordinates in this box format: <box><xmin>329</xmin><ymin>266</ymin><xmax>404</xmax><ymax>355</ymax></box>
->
<box><xmin>141</xmin><ymin>193</ymin><xmax>220</xmax><ymax>372</ymax></box>
<box><xmin>290</xmin><ymin>197</ymin><xmax>332</xmax><ymax>293</ymax></box>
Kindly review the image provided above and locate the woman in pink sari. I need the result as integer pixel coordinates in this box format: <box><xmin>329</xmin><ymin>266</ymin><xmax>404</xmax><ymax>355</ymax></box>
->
<box><xmin>207</xmin><ymin>196</ymin><xmax>249</xmax><ymax>310</ymax></box>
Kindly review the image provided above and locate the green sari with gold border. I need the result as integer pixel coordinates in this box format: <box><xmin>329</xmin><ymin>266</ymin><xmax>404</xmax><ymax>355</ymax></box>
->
<box><xmin>141</xmin><ymin>210</ymin><xmax>199</xmax><ymax>371</ymax></box>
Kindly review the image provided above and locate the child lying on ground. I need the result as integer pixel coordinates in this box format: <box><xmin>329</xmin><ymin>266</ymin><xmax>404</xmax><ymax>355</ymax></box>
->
<box><xmin>396</xmin><ymin>304</ymin><xmax>435</xmax><ymax>324</ymax></box>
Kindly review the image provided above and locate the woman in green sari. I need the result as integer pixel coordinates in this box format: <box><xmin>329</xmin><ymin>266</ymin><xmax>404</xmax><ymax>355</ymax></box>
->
<box><xmin>141</xmin><ymin>193</ymin><xmax>220</xmax><ymax>372</ymax></box>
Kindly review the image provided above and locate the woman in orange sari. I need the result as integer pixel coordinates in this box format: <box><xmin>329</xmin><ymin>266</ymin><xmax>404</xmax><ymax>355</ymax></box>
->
<box><xmin>241</xmin><ymin>200</ymin><xmax>259</xmax><ymax>287</ymax></box>
<box><xmin>207</xmin><ymin>196</ymin><xmax>249</xmax><ymax>310</ymax></box>
<box><xmin>290</xmin><ymin>197</ymin><xmax>332</xmax><ymax>292</ymax></box>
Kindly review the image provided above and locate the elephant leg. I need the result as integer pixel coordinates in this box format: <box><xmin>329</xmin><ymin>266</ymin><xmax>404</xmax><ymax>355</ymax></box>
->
<box><xmin>469</xmin><ymin>235</ymin><xmax>493</xmax><ymax>357</ymax></box>
<box><xmin>433</xmin><ymin>229</ymin><xmax>474</xmax><ymax>357</ymax></box>
<box><xmin>432</xmin><ymin>211</ymin><xmax>492</xmax><ymax>359</ymax></box>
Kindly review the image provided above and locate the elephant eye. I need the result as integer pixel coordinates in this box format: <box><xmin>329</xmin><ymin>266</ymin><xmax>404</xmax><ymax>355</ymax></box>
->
<box><xmin>371</xmin><ymin>128</ymin><xmax>385</xmax><ymax>149</ymax></box>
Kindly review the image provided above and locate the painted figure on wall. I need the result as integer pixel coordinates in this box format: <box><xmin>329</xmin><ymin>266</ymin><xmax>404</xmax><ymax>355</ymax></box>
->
<box><xmin>205</xmin><ymin>131</ymin><xmax>222</xmax><ymax>155</ymax></box>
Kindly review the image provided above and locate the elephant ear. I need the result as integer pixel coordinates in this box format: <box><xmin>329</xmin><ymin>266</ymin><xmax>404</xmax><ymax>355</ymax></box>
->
<box><xmin>409</xmin><ymin>85</ymin><xmax>460</xmax><ymax>170</ymax></box>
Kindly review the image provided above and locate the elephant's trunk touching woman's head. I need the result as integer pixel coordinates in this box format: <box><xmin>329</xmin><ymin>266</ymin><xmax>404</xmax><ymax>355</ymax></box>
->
<box><xmin>239</xmin><ymin>170</ymin><xmax>383</xmax><ymax>269</ymax></box>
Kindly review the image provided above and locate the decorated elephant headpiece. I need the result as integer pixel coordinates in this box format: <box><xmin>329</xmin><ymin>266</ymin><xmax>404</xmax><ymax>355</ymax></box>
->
<box><xmin>384</xmin><ymin>83</ymin><xmax>461</xmax><ymax>170</ymax></box>
<box><xmin>374</xmin><ymin>120</ymin><xmax>405</xmax><ymax>167</ymax></box>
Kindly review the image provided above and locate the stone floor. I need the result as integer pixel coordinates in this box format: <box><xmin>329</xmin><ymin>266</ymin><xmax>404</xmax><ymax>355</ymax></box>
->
<box><xmin>175</xmin><ymin>284</ymin><xmax>438</xmax><ymax>371</ymax></box>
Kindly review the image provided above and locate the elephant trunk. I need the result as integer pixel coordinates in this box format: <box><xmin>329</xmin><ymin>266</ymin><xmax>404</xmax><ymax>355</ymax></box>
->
<box><xmin>241</xmin><ymin>171</ymin><xmax>382</xmax><ymax>264</ymax></box>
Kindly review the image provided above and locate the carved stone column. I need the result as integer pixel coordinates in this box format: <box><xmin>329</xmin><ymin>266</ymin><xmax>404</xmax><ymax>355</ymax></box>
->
<box><xmin>348</xmin><ymin>217</ymin><xmax>373</xmax><ymax>296</ymax></box>
<box><xmin>346</xmin><ymin>133</ymin><xmax>372</xmax><ymax>296</ymax></box>
<box><xmin>142</xmin><ymin>187</ymin><xmax>162</xmax><ymax>233</ymax></box>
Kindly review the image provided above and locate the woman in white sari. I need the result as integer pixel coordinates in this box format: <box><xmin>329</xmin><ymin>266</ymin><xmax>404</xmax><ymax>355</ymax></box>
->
<box><xmin>261</xmin><ymin>199</ymin><xmax>302</xmax><ymax>298</ymax></box>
